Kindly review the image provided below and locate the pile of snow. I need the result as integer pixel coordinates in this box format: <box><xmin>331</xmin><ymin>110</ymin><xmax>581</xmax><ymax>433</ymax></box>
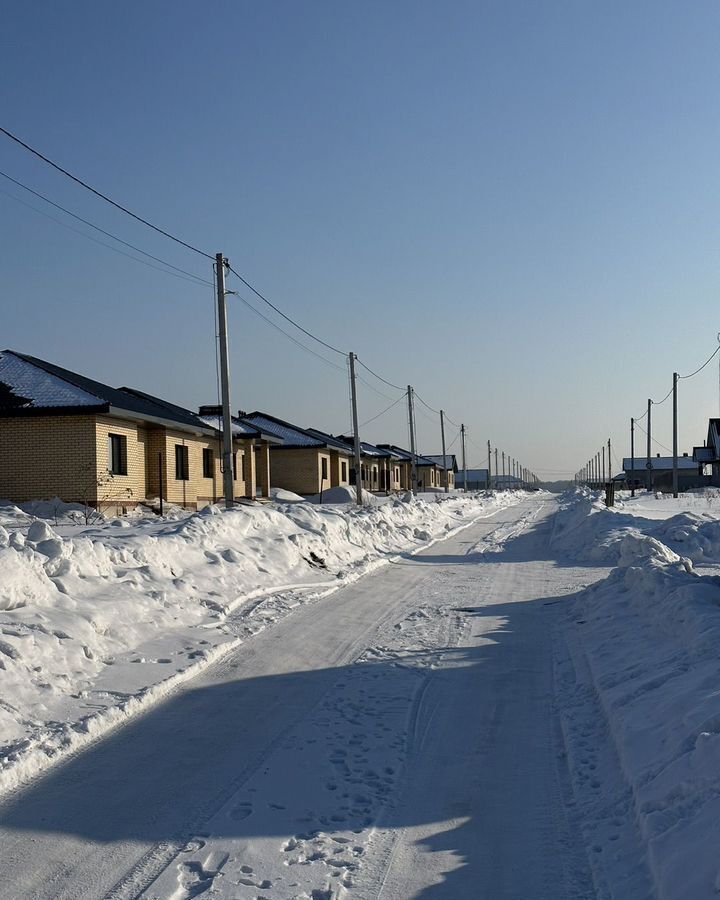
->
<box><xmin>269</xmin><ymin>487</ymin><xmax>306</xmax><ymax>503</ymax></box>
<box><xmin>556</xmin><ymin>491</ymin><xmax>720</xmax><ymax>897</ymax></box>
<box><xmin>0</xmin><ymin>490</ymin><xmax>521</xmax><ymax>795</ymax></box>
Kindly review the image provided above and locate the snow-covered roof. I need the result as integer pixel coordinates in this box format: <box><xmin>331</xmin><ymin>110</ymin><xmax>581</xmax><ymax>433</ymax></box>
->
<box><xmin>376</xmin><ymin>444</ymin><xmax>438</xmax><ymax>466</ymax></box>
<box><xmin>623</xmin><ymin>456</ymin><xmax>698</xmax><ymax>471</ymax></box>
<box><xmin>198</xmin><ymin>414</ymin><xmax>260</xmax><ymax>438</ymax></box>
<box><xmin>243</xmin><ymin>412</ymin><xmax>326</xmax><ymax>448</ymax></box>
<box><xmin>0</xmin><ymin>350</ymin><xmax>104</xmax><ymax>410</ymax></box>
<box><xmin>0</xmin><ymin>351</ymin><xmax>214</xmax><ymax>433</ymax></box>
<box><xmin>424</xmin><ymin>454</ymin><xmax>458</xmax><ymax>472</ymax></box>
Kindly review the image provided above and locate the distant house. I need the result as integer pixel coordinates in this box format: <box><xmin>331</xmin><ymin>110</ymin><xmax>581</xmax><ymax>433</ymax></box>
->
<box><xmin>424</xmin><ymin>454</ymin><xmax>458</xmax><ymax>490</ymax></box>
<box><xmin>306</xmin><ymin>429</ymin><xmax>403</xmax><ymax>493</ymax></box>
<box><xmin>376</xmin><ymin>445</ymin><xmax>443</xmax><ymax>492</ymax></box>
<box><xmin>460</xmin><ymin>468</ymin><xmax>490</xmax><ymax>490</ymax></box>
<box><xmin>623</xmin><ymin>454</ymin><xmax>706</xmax><ymax>492</ymax></box>
<box><xmin>693</xmin><ymin>419</ymin><xmax>720</xmax><ymax>486</ymax></box>
<box><xmin>0</xmin><ymin>349</ymin><xmax>261</xmax><ymax>512</ymax></box>
<box><xmin>242</xmin><ymin>412</ymin><xmax>351</xmax><ymax>496</ymax></box>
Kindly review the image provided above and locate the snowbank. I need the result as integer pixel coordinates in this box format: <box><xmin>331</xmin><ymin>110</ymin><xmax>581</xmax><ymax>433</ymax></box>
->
<box><xmin>0</xmin><ymin>489</ymin><xmax>520</xmax><ymax>796</ymax></box>
<box><xmin>556</xmin><ymin>492</ymin><xmax>720</xmax><ymax>897</ymax></box>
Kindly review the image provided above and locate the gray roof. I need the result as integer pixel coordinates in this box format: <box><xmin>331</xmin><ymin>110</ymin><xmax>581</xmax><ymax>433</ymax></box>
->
<box><xmin>425</xmin><ymin>454</ymin><xmax>458</xmax><ymax>472</ymax></box>
<box><xmin>623</xmin><ymin>456</ymin><xmax>698</xmax><ymax>471</ymax></box>
<box><xmin>461</xmin><ymin>468</ymin><xmax>489</xmax><ymax>480</ymax></box>
<box><xmin>0</xmin><ymin>351</ymin><xmax>214</xmax><ymax>433</ymax></box>
<box><xmin>198</xmin><ymin>414</ymin><xmax>261</xmax><ymax>438</ymax></box>
<box><xmin>376</xmin><ymin>444</ymin><xmax>438</xmax><ymax>466</ymax></box>
<box><xmin>244</xmin><ymin>412</ymin><xmax>327</xmax><ymax>449</ymax></box>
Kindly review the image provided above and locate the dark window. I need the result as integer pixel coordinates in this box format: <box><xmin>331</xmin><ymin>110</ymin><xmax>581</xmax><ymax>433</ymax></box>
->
<box><xmin>321</xmin><ymin>457</ymin><xmax>328</xmax><ymax>481</ymax></box>
<box><xmin>232</xmin><ymin>451</ymin><xmax>237</xmax><ymax>480</ymax></box>
<box><xmin>241</xmin><ymin>453</ymin><xmax>246</xmax><ymax>480</ymax></box>
<box><xmin>341</xmin><ymin>461</ymin><xmax>347</xmax><ymax>481</ymax></box>
<box><xmin>175</xmin><ymin>444</ymin><xmax>189</xmax><ymax>481</ymax></box>
<box><xmin>202</xmin><ymin>447</ymin><xmax>214</xmax><ymax>478</ymax></box>
<box><xmin>108</xmin><ymin>434</ymin><xmax>127</xmax><ymax>475</ymax></box>
<box><xmin>373</xmin><ymin>468</ymin><xmax>378</xmax><ymax>485</ymax></box>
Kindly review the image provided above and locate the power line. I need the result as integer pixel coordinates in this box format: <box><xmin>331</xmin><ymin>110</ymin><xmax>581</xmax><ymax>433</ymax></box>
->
<box><xmin>634</xmin><ymin>420</ymin><xmax>673</xmax><ymax>454</ymax></box>
<box><xmin>413</xmin><ymin>391</ymin><xmax>440</xmax><ymax>416</ymax></box>
<box><xmin>233</xmin><ymin>291</ymin><xmax>346</xmax><ymax>374</ymax></box>
<box><xmin>355</xmin><ymin>358</ymin><xmax>404</xmax><ymax>391</ymax></box>
<box><xmin>359</xmin><ymin>392</ymin><xmax>407</xmax><ymax>428</ymax></box>
<box><xmin>0</xmin><ymin>169</ymin><xmax>211</xmax><ymax>285</ymax></box>
<box><xmin>0</xmin><ymin>125</ymin><xmax>213</xmax><ymax>259</ymax></box>
<box><xmin>680</xmin><ymin>343</ymin><xmax>720</xmax><ymax>379</ymax></box>
<box><xmin>227</xmin><ymin>264</ymin><xmax>345</xmax><ymax>357</ymax></box>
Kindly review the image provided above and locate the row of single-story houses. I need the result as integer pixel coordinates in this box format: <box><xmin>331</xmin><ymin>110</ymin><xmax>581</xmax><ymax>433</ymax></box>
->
<box><xmin>0</xmin><ymin>350</ymin><xmax>459</xmax><ymax>513</ymax></box>
<box><xmin>619</xmin><ymin>419</ymin><xmax>720</xmax><ymax>492</ymax></box>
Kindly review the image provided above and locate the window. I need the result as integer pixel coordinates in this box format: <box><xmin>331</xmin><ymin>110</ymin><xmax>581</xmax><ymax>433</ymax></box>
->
<box><xmin>373</xmin><ymin>468</ymin><xmax>378</xmax><ymax>485</ymax></box>
<box><xmin>321</xmin><ymin>457</ymin><xmax>328</xmax><ymax>481</ymax></box>
<box><xmin>175</xmin><ymin>444</ymin><xmax>189</xmax><ymax>481</ymax></box>
<box><xmin>395</xmin><ymin>467</ymin><xmax>399</xmax><ymax>482</ymax></box>
<box><xmin>202</xmin><ymin>447</ymin><xmax>214</xmax><ymax>478</ymax></box>
<box><xmin>108</xmin><ymin>434</ymin><xmax>127</xmax><ymax>475</ymax></box>
<box><xmin>341</xmin><ymin>461</ymin><xmax>347</xmax><ymax>481</ymax></box>
<box><xmin>232</xmin><ymin>451</ymin><xmax>237</xmax><ymax>480</ymax></box>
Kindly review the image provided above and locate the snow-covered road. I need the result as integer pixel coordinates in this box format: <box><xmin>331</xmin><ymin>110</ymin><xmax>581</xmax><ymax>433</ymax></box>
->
<box><xmin>0</xmin><ymin>496</ymin><xmax>621</xmax><ymax>899</ymax></box>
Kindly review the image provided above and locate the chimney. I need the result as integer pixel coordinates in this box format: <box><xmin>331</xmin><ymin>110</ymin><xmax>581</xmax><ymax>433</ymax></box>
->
<box><xmin>198</xmin><ymin>404</ymin><xmax>222</xmax><ymax>416</ymax></box>
<box><xmin>237</xmin><ymin>410</ymin><xmax>247</xmax><ymax>418</ymax></box>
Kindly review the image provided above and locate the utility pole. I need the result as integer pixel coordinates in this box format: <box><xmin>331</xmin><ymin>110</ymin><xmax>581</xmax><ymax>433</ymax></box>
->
<box><xmin>348</xmin><ymin>353</ymin><xmax>364</xmax><ymax>506</ymax></box>
<box><xmin>646</xmin><ymin>398</ymin><xmax>652</xmax><ymax>491</ymax></box>
<box><xmin>502</xmin><ymin>451</ymin><xmax>506</xmax><ymax>486</ymax></box>
<box><xmin>407</xmin><ymin>385</ymin><xmax>418</xmax><ymax>493</ymax></box>
<box><xmin>672</xmin><ymin>371</ymin><xmax>679</xmax><ymax>498</ymax></box>
<box><xmin>630</xmin><ymin>418</ymin><xmax>635</xmax><ymax>497</ymax></box>
<box><xmin>440</xmin><ymin>409</ymin><xmax>448</xmax><ymax>493</ymax></box>
<box><xmin>487</xmin><ymin>440</ymin><xmax>492</xmax><ymax>489</ymax></box>
<box><xmin>601</xmin><ymin>445</ymin><xmax>605</xmax><ymax>486</ymax></box>
<box><xmin>608</xmin><ymin>438</ymin><xmax>612</xmax><ymax>480</ymax></box>
<box><xmin>461</xmin><ymin>424</ymin><xmax>468</xmax><ymax>492</ymax></box>
<box><xmin>495</xmin><ymin>448</ymin><xmax>498</xmax><ymax>485</ymax></box>
<box><xmin>216</xmin><ymin>253</ymin><xmax>235</xmax><ymax>510</ymax></box>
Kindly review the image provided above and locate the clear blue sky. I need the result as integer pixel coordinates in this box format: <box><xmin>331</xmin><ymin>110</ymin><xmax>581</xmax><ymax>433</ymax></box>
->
<box><xmin>2</xmin><ymin>1</ymin><xmax>720</xmax><ymax>479</ymax></box>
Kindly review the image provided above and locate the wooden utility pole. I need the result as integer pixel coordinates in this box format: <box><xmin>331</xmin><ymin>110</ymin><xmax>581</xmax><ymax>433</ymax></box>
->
<box><xmin>216</xmin><ymin>253</ymin><xmax>235</xmax><ymax>509</ymax></box>
<box><xmin>672</xmin><ymin>372</ymin><xmax>679</xmax><ymax>498</ymax></box>
<box><xmin>407</xmin><ymin>385</ymin><xmax>418</xmax><ymax>493</ymax></box>
<box><xmin>461</xmin><ymin>424</ymin><xmax>468</xmax><ymax>492</ymax></box>
<box><xmin>440</xmin><ymin>409</ymin><xmax>448</xmax><ymax>492</ymax></box>
<box><xmin>348</xmin><ymin>353</ymin><xmax>364</xmax><ymax>506</ymax></box>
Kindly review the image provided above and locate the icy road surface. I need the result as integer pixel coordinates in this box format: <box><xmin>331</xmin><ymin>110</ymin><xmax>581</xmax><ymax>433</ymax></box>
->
<box><xmin>0</xmin><ymin>497</ymin><xmax>638</xmax><ymax>899</ymax></box>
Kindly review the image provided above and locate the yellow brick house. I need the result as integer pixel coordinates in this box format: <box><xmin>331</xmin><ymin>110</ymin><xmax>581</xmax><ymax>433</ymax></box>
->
<box><xmin>0</xmin><ymin>350</ymin><xmax>265</xmax><ymax>512</ymax></box>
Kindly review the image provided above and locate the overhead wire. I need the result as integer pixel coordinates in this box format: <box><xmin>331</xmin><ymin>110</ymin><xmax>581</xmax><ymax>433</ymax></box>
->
<box><xmin>359</xmin><ymin>392</ymin><xmax>407</xmax><ymax>428</ymax></box>
<box><xmin>227</xmin><ymin>265</ymin><xmax>345</xmax><ymax>357</ymax></box>
<box><xmin>633</xmin><ymin>420</ymin><xmax>673</xmax><ymax>455</ymax></box>
<box><xmin>0</xmin><ymin>124</ymin><xmax>213</xmax><ymax>259</ymax></box>
<box><xmin>0</xmin><ymin>169</ymin><xmax>212</xmax><ymax>285</ymax></box>
<box><xmin>233</xmin><ymin>291</ymin><xmax>346</xmax><ymax>374</ymax></box>
<box><xmin>679</xmin><ymin>343</ymin><xmax>720</xmax><ymax>379</ymax></box>
<box><xmin>355</xmin><ymin>358</ymin><xmax>404</xmax><ymax>391</ymax></box>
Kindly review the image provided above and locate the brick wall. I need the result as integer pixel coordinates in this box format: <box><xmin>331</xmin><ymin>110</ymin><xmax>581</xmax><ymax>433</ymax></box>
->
<box><xmin>0</xmin><ymin>414</ymin><xmax>97</xmax><ymax>502</ymax></box>
<box><xmin>269</xmin><ymin>447</ymin><xmax>329</xmax><ymax>495</ymax></box>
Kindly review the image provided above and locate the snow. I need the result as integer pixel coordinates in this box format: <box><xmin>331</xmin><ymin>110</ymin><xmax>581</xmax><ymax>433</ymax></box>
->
<box><xmin>0</xmin><ymin>488</ymin><xmax>523</xmax><ymax>798</ymax></box>
<box><xmin>553</xmin><ymin>487</ymin><xmax>720</xmax><ymax>898</ymax></box>
<box><xmin>0</xmin><ymin>350</ymin><xmax>102</xmax><ymax>408</ymax></box>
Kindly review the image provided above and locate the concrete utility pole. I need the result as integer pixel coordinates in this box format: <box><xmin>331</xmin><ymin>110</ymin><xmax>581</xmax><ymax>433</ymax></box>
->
<box><xmin>216</xmin><ymin>253</ymin><xmax>235</xmax><ymax>510</ymax></box>
<box><xmin>487</xmin><ymin>440</ymin><xmax>492</xmax><ymax>489</ymax></box>
<box><xmin>407</xmin><ymin>385</ymin><xmax>418</xmax><ymax>493</ymax></box>
<box><xmin>495</xmin><ymin>448</ymin><xmax>498</xmax><ymax>485</ymax></box>
<box><xmin>440</xmin><ymin>409</ymin><xmax>448</xmax><ymax>493</ymax></box>
<box><xmin>502</xmin><ymin>451</ymin><xmax>506</xmax><ymax>485</ymax></box>
<box><xmin>461</xmin><ymin>424</ymin><xmax>468</xmax><ymax>492</ymax></box>
<box><xmin>601</xmin><ymin>445</ymin><xmax>605</xmax><ymax>486</ymax></box>
<box><xmin>631</xmin><ymin>418</ymin><xmax>635</xmax><ymax>497</ymax></box>
<box><xmin>672</xmin><ymin>371</ymin><xmax>679</xmax><ymax>498</ymax></box>
<box><xmin>646</xmin><ymin>398</ymin><xmax>652</xmax><ymax>491</ymax></box>
<box><xmin>608</xmin><ymin>438</ymin><xmax>612</xmax><ymax>480</ymax></box>
<box><xmin>348</xmin><ymin>353</ymin><xmax>364</xmax><ymax>506</ymax></box>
